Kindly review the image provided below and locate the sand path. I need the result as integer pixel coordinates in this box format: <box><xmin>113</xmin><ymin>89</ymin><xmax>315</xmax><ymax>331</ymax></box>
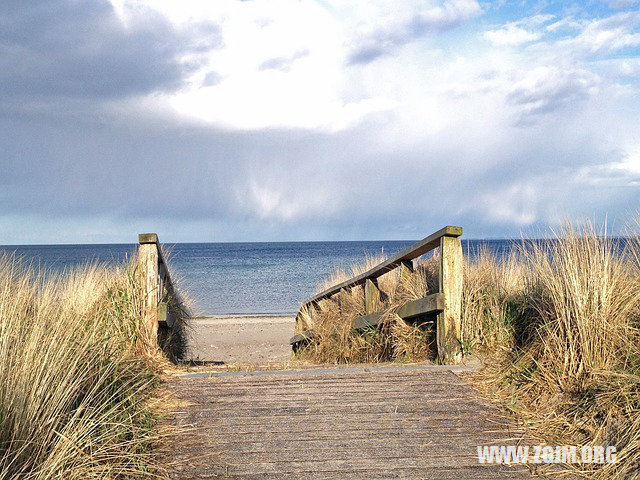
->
<box><xmin>186</xmin><ymin>315</ymin><xmax>296</xmax><ymax>364</ymax></box>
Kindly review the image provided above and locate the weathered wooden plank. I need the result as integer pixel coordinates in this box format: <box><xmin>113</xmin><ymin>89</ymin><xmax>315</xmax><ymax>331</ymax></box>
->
<box><xmin>437</xmin><ymin>235</ymin><xmax>463</xmax><ymax>364</ymax></box>
<box><xmin>180</xmin><ymin>413</ymin><xmax>511</xmax><ymax>430</ymax></box>
<box><xmin>184</xmin><ymin>381</ymin><xmax>472</xmax><ymax>395</ymax></box>
<box><xmin>305</xmin><ymin>226</ymin><xmax>462</xmax><ymax>305</ymax></box>
<box><xmin>289</xmin><ymin>330</ymin><xmax>316</xmax><ymax>347</ymax></box>
<box><xmin>185</xmin><ymin>468</ymin><xmax>534</xmax><ymax>480</ymax></box>
<box><xmin>138</xmin><ymin>232</ymin><xmax>158</xmax><ymax>244</ymax></box>
<box><xmin>187</xmin><ymin>395</ymin><xmax>481</xmax><ymax>408</ymax></box>
<box><xmin>170</xmin><ymin>426</ymin><xmax>524</xmax><ymax>446</ymax></box>
<box><xmin>396</xmin><ymin>293</ymin><xmax>444</xmax><ymax>319</ymax></box>
<box><xmin>169</xmin><ymin>467</ymin><xmax>534</xmax><ymax>480</ymax></box>
<box><xmin>176</xmin><ymin>434</ymin><xmax>527</xmax><ymax>453</ymax></box>
<box><xmin>352</xmin><ymin>312</ymin><xmax>383</xmax><ymax>330</ymax></box>
<box><xmin>193</xmin><ymin>453</ymin><xmax>518</xmax><ymax>472</ymax></box>
<box><xmin>176</xmin><ymin>403</ymin><xmax>498</xmax><ymax>418</ymax></box>
<box><xmin>172</xmin><ymin>447</ymin><xmax>533</xmax><ymax>477</ymax></box>
<box><xmin>184</xmin><ymin>369</ymin><xmax>466</xmax><ymax>386</ymax></box>
<box><xmin>180</xmin><ymin>385</ymin><xmax>475</xmax><ymax>398</ymax></box>
<box><xmin>345</xmin><ymin>292</ymin><xmax>443</xmax><ymax>335</ymax></box>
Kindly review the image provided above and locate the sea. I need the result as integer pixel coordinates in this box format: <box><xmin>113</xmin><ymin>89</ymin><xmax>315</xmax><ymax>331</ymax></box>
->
<box><xmin>0</xmin><ymin>240</ymin><xmax>516</xmax><ymax>316</ymax></box>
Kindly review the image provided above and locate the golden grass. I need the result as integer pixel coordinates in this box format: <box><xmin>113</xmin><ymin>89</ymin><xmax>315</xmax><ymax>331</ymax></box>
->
<box><xmin>296</xmin><ymin>221</ymin><xmax>640</xmax><ymax>478</ymax></box>
<box><xmin>295</xmin><ymin>253</ymin><xmax>439</xmax><ymax>364</ymax></box>
<box><xmin>0</xmin><ymin>254</ymin><xmax>169</xmax><ymax>479</ymax></box>
<box><xmin>471</xmin><ymin>223</ymin><xmax>640</xmax><ymax>479</ymax></box>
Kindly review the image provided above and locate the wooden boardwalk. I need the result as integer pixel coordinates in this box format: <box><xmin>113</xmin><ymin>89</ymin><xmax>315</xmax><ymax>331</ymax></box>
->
<box><xmin>167</xmin><ymin>365</ymin><xmax>538</xmax><ymax>479</ymax></box>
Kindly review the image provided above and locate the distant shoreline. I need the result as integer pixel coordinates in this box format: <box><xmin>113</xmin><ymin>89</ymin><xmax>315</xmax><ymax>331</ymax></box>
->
<box><xmin>191</xmin><ymin>314</ymin><xmax>295</xmax><ymax>326</ymax></box>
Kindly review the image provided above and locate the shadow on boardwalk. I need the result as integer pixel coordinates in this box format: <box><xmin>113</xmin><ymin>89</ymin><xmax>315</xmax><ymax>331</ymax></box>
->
<box><xmin>163</xmin><ymin>365</ymin><xmax>542</xmax><ymax>479</ymax></box>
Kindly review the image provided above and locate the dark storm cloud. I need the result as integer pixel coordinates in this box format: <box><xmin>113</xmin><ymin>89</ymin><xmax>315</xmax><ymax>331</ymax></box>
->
<box><xmin>2</xmin><ymin>98</ymin><xmax>636</xmax><ymax>243</ymax></box>
<box><xmin>0</xmin><ymin>0</ymin><xmax>221</xmax><ymax>99</ymax></box>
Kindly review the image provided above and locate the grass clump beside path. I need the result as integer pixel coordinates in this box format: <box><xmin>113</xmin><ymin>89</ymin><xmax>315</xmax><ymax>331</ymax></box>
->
<box><xmin>0</xmin><ymin>255</ymin><xmax>167</xmax><ymax>479</ymax></box>
<box><xmin>295</xmin><ymin>253</ymin><xmax>439</xmax><ymax>363</ymax></box>
<box><xmin>296</xmin><ymin>221</ymin><xmax>640</xmax><ymax>478</ymax></box>
<box><xmin>467</xmin><ymin>224</ymin><xmax>640</xmax><ymax>479</ymax></box>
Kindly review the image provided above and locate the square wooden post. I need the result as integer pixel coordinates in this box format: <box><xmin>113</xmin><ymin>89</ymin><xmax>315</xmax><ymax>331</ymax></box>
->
<box><xmin>364</xmin><ymin>278</ymin><xmax>381</xmax><ymax>314</ymax></box>
<box><xmin>138</xmin><ymin>233</ymin><xmax>159</xmax><ymax>346</ymax></box>
<box><xmin>399</xmin><ymin>259</ymin><xmax>414</xmax><ymax>287</ymax></box>
<box><xmin>437</xmin><ymin>235</ymin><xmax>463</xmax><ymax>364</ymax></box>
<box><xmin>338</xmin><ymin>287</ymin><xmax>348</xmax><ymax>313</ymax></box>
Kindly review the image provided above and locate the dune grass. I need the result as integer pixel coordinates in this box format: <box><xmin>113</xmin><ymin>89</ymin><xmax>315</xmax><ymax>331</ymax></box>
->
<box><xmin>295</xmin><ymin>253</ymin><xmax>440</xmax><ymax>363</ymax></box>
<box><xmin>0</xmin><ymin>254</ymin><xmax>169</xmax><ymax>479</ymax></box>
<box><xmin>296</xmin><ymin>221</ymin><xmax>640</xmax><ymax>478</ymax></box>
<box><xmin>468</xmin><ymin>224</ymin><xmax>640</xmax><ymax>479</ymax></box>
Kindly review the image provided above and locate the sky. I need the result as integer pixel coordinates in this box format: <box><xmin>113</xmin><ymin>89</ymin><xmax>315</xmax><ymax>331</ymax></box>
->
<box><xmin>1</xmin><ymin>0</ymin><xmax>639</xmax><ymax>244</ymax></box>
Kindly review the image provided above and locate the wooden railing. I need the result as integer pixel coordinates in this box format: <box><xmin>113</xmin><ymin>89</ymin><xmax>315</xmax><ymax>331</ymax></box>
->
<box><xmin>291</xmin><ymin>226</ymin><xmax>464</xmax><ymax>363</ymax></box>
<box><xmin>138</xmin><ymin>233</ymin><xmax>190</xmax><ymax>344</ymax></box>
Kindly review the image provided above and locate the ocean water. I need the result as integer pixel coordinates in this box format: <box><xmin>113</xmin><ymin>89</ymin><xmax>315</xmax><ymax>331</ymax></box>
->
<box><xmin>0</xmin><ymin>240</ymin><xmax>516</xmax><ymax>315</ymax></box>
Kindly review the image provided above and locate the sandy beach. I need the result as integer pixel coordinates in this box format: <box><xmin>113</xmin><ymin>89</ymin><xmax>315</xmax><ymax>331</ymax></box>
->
<box><xmin>186</xmin><ymin>315</ymin><xmax>296</xmax><ymax>364</ymax></box>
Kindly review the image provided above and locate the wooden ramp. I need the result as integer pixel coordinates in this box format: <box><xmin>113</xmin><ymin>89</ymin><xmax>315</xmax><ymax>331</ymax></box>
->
<box><xmin>167</xmin><ymin>365</ymin><xmax>538</xmax><ymax>479</ymax></box>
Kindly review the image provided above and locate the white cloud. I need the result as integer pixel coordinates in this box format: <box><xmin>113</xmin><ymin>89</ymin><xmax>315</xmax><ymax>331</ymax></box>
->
<box><xmin>475</xmin><ymin>182</ymin><xmax>539</xmax><ymax>226</ymax></box>
<box><xmin>241</xmin><ymin>179</ymin><xmax>337</xmax><ymax>222</ymax></box>
<box><xmin>574</xmin><ymin>151</ymin><xmax>640</xmax><ymax>187</ymax></box>
<box><xmin>484</xmin><ymin>24</ymin><xmax>542</xmax><ymax>46</ymax></box>
<box><xmin>558</xmin><ymin>12</ymin><xmax>640</xmax><ymax>54</ymax></box>
<box><xmin>484</xmin><ymin>14</ymin><xmax>555</xmax><ymax>46</ymax></box>
<box><xmin>546</xmin><ymin>17</ymin><xmax>584</xmax><ymax>32</ymax></box>
<box><xmin>107</xmin><ymin>0</ymin><xmax>481</xmax><ymax>131</ymax></box>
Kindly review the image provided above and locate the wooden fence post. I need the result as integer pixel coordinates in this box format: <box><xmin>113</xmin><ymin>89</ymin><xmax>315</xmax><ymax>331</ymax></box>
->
<box><xmin>338</xmin><ymin>288</ymin><xmax>348</xmax><ymax>313</ymax></box>
<box><xmin>138</xmin><ymin>233</ymin><xmax>159</xmax><ymax>346</ymax></box>
<box><xmin>364</xmin><ymin>278</ymin><xmax>381</xmax><ymax>314</ymax></box>
<box><xmin>399</xmin><ymin>260</ymin><xmax>414</xmax><ymax>287</ymax></box>
<box><xmin>437</xmin><ymin>235</ymin><xmax>463</xmax><ymax>364</ymax></box>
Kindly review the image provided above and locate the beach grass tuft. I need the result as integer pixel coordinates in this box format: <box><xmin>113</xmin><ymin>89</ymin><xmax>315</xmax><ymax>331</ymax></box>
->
<box><xmin>0</xmin><ymin>254</ymin><xmax>171</xmax><ymax>479</ymax></box>
<box><xmin>295</xmin><ymin>253</ymin><xmax>439</xmax><ymax>363</ymax></box>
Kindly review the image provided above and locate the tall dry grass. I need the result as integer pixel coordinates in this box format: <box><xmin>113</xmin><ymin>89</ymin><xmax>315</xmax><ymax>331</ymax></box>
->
<box><xmin>0</xmin><ymin>254</ymin><xmax>166</xmax><ymax>479</ymax></box>
<box><xmin>295</xmin><ymin>253</ymin><xmax>439</xmax><ymax>363</ymax></box>
<box><xmin>473</xmin><ymin>224</ymin><xmax>640</xmax><ymax>479</ymax></box>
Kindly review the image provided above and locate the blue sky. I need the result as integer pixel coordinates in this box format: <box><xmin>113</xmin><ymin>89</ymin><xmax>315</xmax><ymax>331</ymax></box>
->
<box><xmin>1</xmin><ymin>0</ymin><xmax>639</xmax><ymax>243</ymax></box>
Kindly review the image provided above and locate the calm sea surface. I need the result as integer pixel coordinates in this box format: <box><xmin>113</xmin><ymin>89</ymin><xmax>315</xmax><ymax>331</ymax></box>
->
<box><xmin>0</xmin><ymin>240</ymin><xmax>516</xmax><ymax>315</ymax></box>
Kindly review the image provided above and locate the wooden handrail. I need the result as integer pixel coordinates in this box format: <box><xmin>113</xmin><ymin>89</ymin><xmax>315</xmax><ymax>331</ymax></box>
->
<box><xmin>138</xmin><ymin>233</ymin><xmax>189</xmax><ymax>345</ymax></box>
<box><xmin>293</xmin><ymin>225</ymin><xmax>463</xmax><ymax>363</ymax></box>
<box><xmin>305</xmin><ymin>226</ymin><xmax>462</xmax><ymax>306</ymax></box>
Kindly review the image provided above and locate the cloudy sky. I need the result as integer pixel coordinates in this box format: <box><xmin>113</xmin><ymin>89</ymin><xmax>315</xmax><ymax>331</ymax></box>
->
<box><xmin>1</xmin><ymin>0</ymin><xmax>639</xmax><ymax>244</ymax></box>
